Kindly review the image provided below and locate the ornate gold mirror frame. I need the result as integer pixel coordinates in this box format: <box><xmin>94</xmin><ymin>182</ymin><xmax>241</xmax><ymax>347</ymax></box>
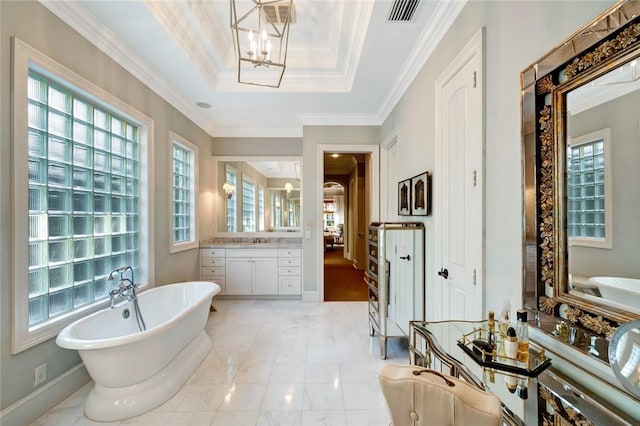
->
<box><xmin>522</xmin><ymin>0</ymin><xmax>640</xmax><ymax>338</ymax></box>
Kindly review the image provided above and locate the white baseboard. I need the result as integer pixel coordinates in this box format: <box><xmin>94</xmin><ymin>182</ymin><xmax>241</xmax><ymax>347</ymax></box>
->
<box><xmin>302</xmin><ymin>291</ymin><xmax>319</xmax><ymax>302</ymax></box>
<box><xmin>0</xmin><ymin>363</ymin><xmax>90</xmax><ymax>426</ymax></box>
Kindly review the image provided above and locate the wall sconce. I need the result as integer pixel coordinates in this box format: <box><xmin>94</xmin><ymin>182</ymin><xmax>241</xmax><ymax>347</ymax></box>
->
<box><xmin>284</xmin><ymin>182</ymin><xmax>293</xmax><ymax>198</ymax></box>
<box><xmin>223</xmin><ymin>182</ymin><xmax>235</xmax><ymax>199</ymax></box>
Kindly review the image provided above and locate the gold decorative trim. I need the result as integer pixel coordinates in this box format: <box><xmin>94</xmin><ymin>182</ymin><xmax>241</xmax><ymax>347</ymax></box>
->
<box><xmin>541</xmin><ymin>384</ymin><xmax>596</xmax><ymax>426</ymax></box>
<box><xmin>537</xmin><ymin>74</ymin><xmax>555</xmax><ymax>94</ymax></box>
<box><xmin>578</xmin><ymin>314</ymin><xmax>617</xmax><ymax>338</ymax></box>
<box><xmin>563</xmin><ymin>306</ymin><xmax>618</xmax><ymax>337</ymax></box>
<box><xmin>564</xmin><ymin>22</ymin><xmax>640</xmax><ymax>79</ymax></box>
<box><xmin>538</xmin><ymin>105</ymin><xmax>555</xmax><ymax>290</ymax></box>
<box><xmin>539</xmin><ymin>296</ymin><xmax>560</xmax><ymax>315</ymax></box>
<box><xmin>564</xmin><ymin>306</ymin><xmax>582</xmax><ymax>323</ymax></box>
<box><xmin>540</xmin><ymin>387</ymin><xmax>560</xmax><ymax>412</ymax></box>
<box><xmin>565</xmin><ymin>407</ymin><xmax>595</xmax><ymax>426</ymax></box>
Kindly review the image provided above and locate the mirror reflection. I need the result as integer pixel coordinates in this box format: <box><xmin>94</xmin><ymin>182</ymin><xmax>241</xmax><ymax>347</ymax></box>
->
<box><xmin>215</xmin><ymin>157</ymin><xmax>301</xmax><ymax>233</ymax></box>
<box><xmin>564</xmin><ymin>59</ymin><xmax>640</xmax><ymax>315</ymax></box>
<box><xmin>269</xmin><ymin>187</ymin><xmax>300</xmax><ymax>229</ymax></box>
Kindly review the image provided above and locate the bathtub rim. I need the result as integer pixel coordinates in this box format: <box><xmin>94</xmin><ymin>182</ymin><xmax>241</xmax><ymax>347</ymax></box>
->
<box><xmin>56</xmin><ymin>281</ymin><xmax>220</xmax><ymax>350</ymax></box>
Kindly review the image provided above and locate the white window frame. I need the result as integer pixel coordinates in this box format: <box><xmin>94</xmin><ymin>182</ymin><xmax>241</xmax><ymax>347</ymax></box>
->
<box><xmin>242</xmin><ymin>175</ymin><xmax>257</xmax><ymax>232</ymax></box>
<box><xmin>258</xmin><ymin>184</ymin><xmax>265</xmax><ymax>232</ymax></box>
<box><xmin>169</xmin><ymin>132</ymin><xmax>198</xmax><ymax>253</ymax></box>
<box><xmin>11</xmin><ymin>38</ymin><xmax>155</xmax><ymax>353</ymax></box>
<box><xmin>567</xmin><ymin>128</ymin><xmax>613</xmax><ymax>249</ymax></box>
<box><xmin>225</xmin><ymin>164</ymin><xmax>238</xmax><ymax>232</ymax></box>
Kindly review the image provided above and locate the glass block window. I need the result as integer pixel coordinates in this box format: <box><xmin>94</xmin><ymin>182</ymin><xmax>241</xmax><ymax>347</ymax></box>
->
<box><xmin>27</xmin><ymin>71</ymin><xmax>140</xmax><ymax>327</ymax></box>
<box><xmin>258</xmin><ymin>185</ymin><xmax>265</xmax><ymax>231</ymax></box>
<box><xmin>172</xmin><ymin>141</ymin><xmax>194</xmax><ymax>245</ymax></box>
<box><xmin>226</xmin><ymin>166</ymin><xmax>237</xmax><ymax>232</ymax></box>
<box><xmin>567</xmin><ymin>128</ymin><xmax>612</xmax><ymax>248</ymax></box>
<box><xmin>242</xmin><ymin>177</ymin><xmax>256</xmax><ymax>232</ymax></box>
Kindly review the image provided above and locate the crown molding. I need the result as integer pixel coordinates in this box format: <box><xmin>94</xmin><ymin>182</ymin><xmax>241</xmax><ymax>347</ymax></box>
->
<box><xmin>211</xmin><ymin>126</ymin><xmax>303</xmax><ymax>138</ymax></box>
<box><xmin>143</xmin><ymin>0</ymin><xmax>222</xmax><ymax>84</ymax></box>
<box><xmin>341</xmin><ymin>0</ymin><xmax>375</xmax><ymax>91</ymax></box>
<box><xmin>375</xmin><ymin>0</ymin><xmax>467</xmax><ymax>124</ymax></box>
<box><xmin>39</xmin><ymin>0</ymin><xmax>218</xmax><ymax>137</ymax></box>
<box><xmin>293</xmin><ymin>1</ymin><xmax>465</xmax><ymax>128</ymax></box>
<box><xmin>298</xmin><ymin>113</ymin><xmax>380</xmax><ymax>127</ymax></box>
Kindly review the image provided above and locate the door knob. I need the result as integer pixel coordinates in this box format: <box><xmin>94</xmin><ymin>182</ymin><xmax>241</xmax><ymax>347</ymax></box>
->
<box><xmin>400</xmin><ymin>255</ymin><xmax>411</xmax><ymax>261</ymax></box>
<box><xmin>438</xmin><ymin>268</ymin><xmax>449</xmax><ymax>279</ymax></box>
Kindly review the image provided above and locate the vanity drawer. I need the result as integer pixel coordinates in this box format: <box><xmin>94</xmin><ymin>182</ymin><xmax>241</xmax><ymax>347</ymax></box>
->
<box><xmin>201</xmin><ymin>266</ymin><xmax>226</xmax><ymax>276</ymax></box>
<box><xmin>279</xmin><ymin>266</ymin><xmax>301</xmax><ymax>276</ymax></box>
<box><xmin>278</xmin><ymin>257</ymin><xmax>301</xmax><ymax>267</ymax></box>
<box><xmin>226</xmin><ymin>249</ymin><xmax>278</xmax><ymax>258</ymax></box>
<box><xmin>200</xmin><ymin>257</ymin><xmax>225</xmax><ymax>267</ymax></box>
<box><xmin>201</xmin><ymin>248</ymin><xmax>226</xmax><ymax>258</ymax></box>
<box><xmin>279</xmin><ymin>276</ymin><xmax>301</xmax><ymax>295</ymax></box>
<box><xmin>278</xmin><ymin>248</ymin><xmax>301</xmax><ymax>258</ymax></box>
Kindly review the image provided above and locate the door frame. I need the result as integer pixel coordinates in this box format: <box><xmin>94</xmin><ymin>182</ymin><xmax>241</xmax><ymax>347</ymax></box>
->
<box><xmin>317</xmin><ymin>144</ymin><xmax>379</xmax><ymax>303</ymax></box>
<box><xmin>433</xmin><ymin>28</ymin><xmax>485</xmax><ymax>321</ymax></box>
<box><xmin>380</xmin><ymin>127</ymin><xmax>399</xmax><ymax>222</ymax></box>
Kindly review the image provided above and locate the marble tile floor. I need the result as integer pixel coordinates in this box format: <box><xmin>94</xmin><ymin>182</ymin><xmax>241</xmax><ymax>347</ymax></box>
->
<box><xmin>32</xmin><ymin>300</ymin><xmax>409</xmax><ymax>425</ymax></box>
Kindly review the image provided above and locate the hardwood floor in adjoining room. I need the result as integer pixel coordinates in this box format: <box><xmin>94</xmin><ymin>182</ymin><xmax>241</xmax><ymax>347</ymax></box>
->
<box><xmin>324</xmin><ymin>248</ymin><xmax>368</xmax><ymax>302</ymax></box>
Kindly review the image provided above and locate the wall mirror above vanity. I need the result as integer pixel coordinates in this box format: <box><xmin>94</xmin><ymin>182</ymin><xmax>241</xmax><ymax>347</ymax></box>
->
<box><xmin>213</xmin><ymin>156</ymin><xmax>302</xmax><ymax>236</ymax></box>
<box><xmin>522</xmin><ymin>0</ymin><xmax>640</xmax><ymax>362</ymax></box>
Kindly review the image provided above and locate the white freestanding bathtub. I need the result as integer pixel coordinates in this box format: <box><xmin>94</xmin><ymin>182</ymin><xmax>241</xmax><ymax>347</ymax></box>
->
<box><xmin>586</xmin><ymin>276</ymin><xmax>640</xmax><ymax>309</ymax></box>
<box><xmin>56</xmin><ymin>281</ymin><xmax>220</xmax><ymax>422</ymax></box>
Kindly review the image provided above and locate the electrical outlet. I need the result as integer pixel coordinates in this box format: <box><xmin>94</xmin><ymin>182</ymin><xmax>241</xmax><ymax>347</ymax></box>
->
<box><xmin>34</xmin><ymin>363</ymin><xmax>47</xmax><ymax>386</ymax></box>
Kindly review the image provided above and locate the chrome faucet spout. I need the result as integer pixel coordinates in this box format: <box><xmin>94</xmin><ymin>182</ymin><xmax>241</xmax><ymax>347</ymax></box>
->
<box><xmin>107</xmin><ymin>266</ymin><xmax>136</xmax><ymax>308</ymax></box>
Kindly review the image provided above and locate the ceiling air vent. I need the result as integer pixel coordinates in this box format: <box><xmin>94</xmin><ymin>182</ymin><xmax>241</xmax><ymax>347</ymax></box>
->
<box><xmin>387</xmin><ymin>0</ymin><xmax>420</xmax><ymax>22</ymax></box>
<box><xmin>263</xmin><ymin>1</ymin><xmax>297</xmax><ymax>25</ymax></box>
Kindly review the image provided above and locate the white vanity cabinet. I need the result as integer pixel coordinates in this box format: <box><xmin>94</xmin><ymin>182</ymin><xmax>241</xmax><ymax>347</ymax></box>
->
<box><xmin>200</xmin><ymin>248</ymin><xmax>226</xmax><ymax>295</ymax></box>
<box><xmin>278</xmin><ymin>248</ymin><xmax>302</xmax><ymax>295</ymax></box>
<box><xmin>199</xmin><ymin>246</ymin><xmax>302</xmax><ymax>296</ymax></box>
<box><xmin>225</xmin><ymin>249</ymin><xmax>278</xmax><ymax>295</ymax></box>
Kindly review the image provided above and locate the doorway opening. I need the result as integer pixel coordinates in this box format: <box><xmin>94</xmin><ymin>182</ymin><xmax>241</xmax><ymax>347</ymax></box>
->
<box><xmin>322</xmin><ymin>153</ymin><xmax>369</xmax><ymax>301</ymax></box>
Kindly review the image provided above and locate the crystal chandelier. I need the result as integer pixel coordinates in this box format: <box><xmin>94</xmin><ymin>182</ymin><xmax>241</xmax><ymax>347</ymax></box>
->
<box><xmin>230</xmin><ymin>0</ymin><xmax>294</xmax><ymax>88</ymax></box>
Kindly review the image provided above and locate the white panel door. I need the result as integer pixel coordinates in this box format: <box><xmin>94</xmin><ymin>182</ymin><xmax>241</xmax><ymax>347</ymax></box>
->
<box><xmin>226</xmin><ymin>258</ymin><xmax>252</xmax><ymax>295</ymax></box>
<box><xmin>252</xmin><ymin>258</ymin><xmax>278</xmax><ymax>295</ymax></box>
<box><xmin>435</xmin><ymin>31</ymin><xmax>484</xmax><ymax>340</ymax></box>
<box><xmin>391</xmin><ymin>230</ymin><xmax>415</xmax><ymax>335</ymax></box>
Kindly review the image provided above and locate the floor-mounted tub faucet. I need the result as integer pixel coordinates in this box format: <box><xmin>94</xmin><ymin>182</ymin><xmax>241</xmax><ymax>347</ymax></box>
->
<box><xmin>107</xmin><ymin>266</ymin><xmax>147</xmax><ymax>331</ymax></box>
<box><xmin>107</xmin><ymin>266</ymin><xmax>137</xmax><ymax>307</ymax></box>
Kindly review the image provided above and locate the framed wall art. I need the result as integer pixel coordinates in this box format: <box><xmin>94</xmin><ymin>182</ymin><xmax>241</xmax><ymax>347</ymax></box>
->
<box><xmin>398</xmin><ymin>179</ymin><xmax>411</xmax><ymax>216</ymax></box>
<box><xmin>410</xmin><ymin>172</ymin><xmax>430</xmax><ymax>216</ymax></box>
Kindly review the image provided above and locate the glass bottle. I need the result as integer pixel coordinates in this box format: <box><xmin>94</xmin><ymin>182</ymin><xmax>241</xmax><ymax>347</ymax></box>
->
<box><xmin>516</xmin><ymin>309</ymin><xmax>529</xmax><ymax>366</ymax></box>
<box><xmin>487</xmin><ymin>310</ymin><xmax>496</xmax><ymax>348</ymax></box>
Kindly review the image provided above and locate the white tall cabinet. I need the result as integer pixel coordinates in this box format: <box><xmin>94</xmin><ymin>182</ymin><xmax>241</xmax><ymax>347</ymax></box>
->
<box><xmin>365</xmin><ymin>222</ymin><xmax>424</xmax><ymax>359</ymax></box>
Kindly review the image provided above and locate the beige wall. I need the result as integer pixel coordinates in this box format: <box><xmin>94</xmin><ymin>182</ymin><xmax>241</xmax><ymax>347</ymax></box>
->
<box><xmin>301</xmin><ymin>126</ymin><xmax>381</xmax><ymax>293</ymax></box>
<box><xmin>1</xmin><ymin>1</ymin><xmax>214</xmax><ymax>417</ymax></box>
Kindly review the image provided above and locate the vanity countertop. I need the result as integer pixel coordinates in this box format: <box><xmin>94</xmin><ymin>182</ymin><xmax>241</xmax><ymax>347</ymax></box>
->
<box><xmin>200</xmin><ymin>243</ymin><xmax>301</xmax><ymax>249</ymax></box>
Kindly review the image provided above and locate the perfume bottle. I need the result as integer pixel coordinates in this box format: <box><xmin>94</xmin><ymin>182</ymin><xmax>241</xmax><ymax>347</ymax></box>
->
<box><xmin>516</xmin><ymin>309</ymin><xmax>529</xmax><ymax>366</ymax></box>
<box><xmin>487</xmin><ymin>310</ymin><xmax>496</xmax><ymax>348</ymax></box>
<box><xmin>504</xmin><ymin>326</ymin><xmax>518</xmax><ymax>359</ymax></box>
